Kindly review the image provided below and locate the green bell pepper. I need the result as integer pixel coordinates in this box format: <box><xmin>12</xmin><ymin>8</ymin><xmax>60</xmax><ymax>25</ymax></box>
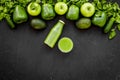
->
<box><xmin>13</xmin><ymin>5</ymin><xmax>28</xmax><ymax>24</ymax></box>
<box><xmin>92</xmin><ymin>11</ymin><xmax>107</xmax><ymax>27</ymax></box>
<box><xmin>66</xmin><ymin>5</ymin><xmax>79</xmax><ymax>20</ymax></box>
<box><xmin>41</xmin><ymin>4</ymin><xmax>56</xmax><ymax>20</ymax></box>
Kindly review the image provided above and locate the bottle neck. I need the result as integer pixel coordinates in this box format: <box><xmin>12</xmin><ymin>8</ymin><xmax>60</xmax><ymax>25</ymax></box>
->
<box><xmin>53</xmin><ymin>20</ymin><xmax>65</xmax><ymax>31</ymax></box>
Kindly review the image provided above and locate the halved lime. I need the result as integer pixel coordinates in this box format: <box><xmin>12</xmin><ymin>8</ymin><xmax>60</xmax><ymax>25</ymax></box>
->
<box><xmin>58</xmin><ymin>37</ymin><xmax>74</xmax><ymax>53</ymax></box>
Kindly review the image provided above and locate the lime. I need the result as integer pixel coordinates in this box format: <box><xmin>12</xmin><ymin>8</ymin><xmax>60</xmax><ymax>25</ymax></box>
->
<box><xmin>58</xmin><ymin>37</ymin><xmax>73</xmax><ymax>53</ymax></box>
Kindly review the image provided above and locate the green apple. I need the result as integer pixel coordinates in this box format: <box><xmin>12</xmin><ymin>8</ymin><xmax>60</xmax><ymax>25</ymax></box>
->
<box><xmin>27</xmin><ymin>2</ymin><xmax>41</xmax><ymax>16</ymax></box>
<box><xmin>80</xmin><ymin>3</ymin><xmax>95</xmax><ymax>17</ymax></box>
<box><xmin>54</xmin><ymin>2</ymin><xmax>68</xmax><ymax>15</ymax></box>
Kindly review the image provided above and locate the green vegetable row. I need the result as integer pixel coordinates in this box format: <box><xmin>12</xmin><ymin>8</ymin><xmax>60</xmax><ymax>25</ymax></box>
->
<box><xmin>0</xmin><ymin>0</ymin><xmax>120</xmax><ymax>39</ymax></box>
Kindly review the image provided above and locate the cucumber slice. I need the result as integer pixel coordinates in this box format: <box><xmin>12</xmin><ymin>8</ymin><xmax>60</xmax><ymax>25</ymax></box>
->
<box><xmin>58</xmin><ymin>37</ymin><xmax>73</xmax><ymax>53</ymax></box>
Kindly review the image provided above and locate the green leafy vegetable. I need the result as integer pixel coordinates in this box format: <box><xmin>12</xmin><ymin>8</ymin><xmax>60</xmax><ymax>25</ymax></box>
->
<box><xmin>0</xmin><ymin>0</ymin><xmax>31</xmax><ymax>27</ymax></box>
<box><xmin>92</xmin><ymin>0</ymin><xmax>120</xmax><ymax>39</ymax></box>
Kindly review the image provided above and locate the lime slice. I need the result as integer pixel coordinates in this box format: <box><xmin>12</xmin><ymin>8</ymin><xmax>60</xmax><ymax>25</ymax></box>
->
<box><xmin>58</xmin><ymin>37</ymin><xmax>74</xmax><ymax>53</ymax></box>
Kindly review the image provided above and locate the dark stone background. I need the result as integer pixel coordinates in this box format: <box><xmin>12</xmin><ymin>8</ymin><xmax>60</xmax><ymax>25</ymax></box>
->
<box><xmin>0</xmin><ymin>1</ymin><xmax>120</xmax><ymax>80</ymax></box>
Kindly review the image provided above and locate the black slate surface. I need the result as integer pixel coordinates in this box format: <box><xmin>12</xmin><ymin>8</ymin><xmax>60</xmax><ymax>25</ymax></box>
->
<box><xmin>0</xmin><ymin>1</ymin><xmax>120</xmax><ymax>80</ymax></box>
